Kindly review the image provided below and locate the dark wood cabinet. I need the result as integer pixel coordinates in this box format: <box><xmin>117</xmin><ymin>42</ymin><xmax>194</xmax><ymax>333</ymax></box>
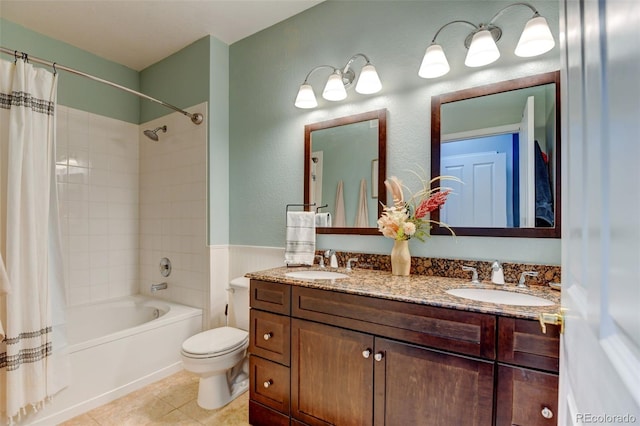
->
<box><xmin>292</xmin><ymin>319</ymin><xmax>374</xmax><ymax>426</ymax></box>
<box><xmin>374</xmin><ymin>337</ymin><xmax>494</xmax><ymax>426</ymax></box>
<box><xmin>249</xmin><ymin>279</ymin><xmax>560</xmax><ymax>426</ymax></box>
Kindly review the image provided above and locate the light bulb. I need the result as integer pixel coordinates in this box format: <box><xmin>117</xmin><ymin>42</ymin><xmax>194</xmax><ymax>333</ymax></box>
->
<box><xmin>355</xmin><ymin>64</ymin><xmax>382</xmax><ymax>94</ymax></box>
<box><xmin>418</xmin><ymin>44</ymin><xmax>450</xmax><ymax>78</ymax></box>
<box><xmin>465</xmin><ymin>29</ymin><xmax>500</xmax><ymax>67</ymax></box>
<box><xmin>322</xmin><ymin>71</ymin><xmax>347</xmax><ymax>101</ymax></box>
<box><xmin>515</xmin><ymin>16</ymin><xmax>555</xmax><ymax>57</ymax></box>
<box><xmin>294</xmin><ymin>84</ymin><xmax>318</xmax><ymax>109</ymax></box>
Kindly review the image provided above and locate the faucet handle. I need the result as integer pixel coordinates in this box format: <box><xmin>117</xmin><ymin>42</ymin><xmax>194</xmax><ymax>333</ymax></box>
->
<box><xmin>518</xmin><ymin>271</ymin><xmax>539</xmax><ymax>288</ymax></box>
<box><xmin>346</xmin><ymin>258</ymin><xmax>359</xmax><ymax>271</ymax></box>
<box><xmin>462</xmin><ymin>266</ymin><xmax>480</xmax><ymax>284</ymax></box>
<box><xmin>315</xmin><ymin>255</ymin><xmax>325</xmax><ymax>268</ymax></box>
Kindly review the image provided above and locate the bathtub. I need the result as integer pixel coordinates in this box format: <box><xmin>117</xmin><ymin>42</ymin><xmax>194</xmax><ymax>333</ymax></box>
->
<box><xmin>27</xmin><ymin>295</ymin><xmax>202</xmax><ymax>425</ymax></box>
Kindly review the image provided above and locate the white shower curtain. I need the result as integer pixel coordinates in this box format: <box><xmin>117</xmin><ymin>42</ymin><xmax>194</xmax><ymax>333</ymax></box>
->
<box><xmin>0</xmin><ymin>57</ymin><xmax>68</xmax><ymax>423</ymax></box>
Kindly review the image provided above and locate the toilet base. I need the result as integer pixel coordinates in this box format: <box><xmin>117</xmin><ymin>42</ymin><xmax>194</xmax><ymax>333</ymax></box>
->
<box><xmin>195</xmin><ymin>365</ymin><xmax>249</xmax><ymax>410</ymax></box>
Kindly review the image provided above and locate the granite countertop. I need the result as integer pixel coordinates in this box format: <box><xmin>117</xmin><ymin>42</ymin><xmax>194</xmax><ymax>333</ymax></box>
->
<box><xmin>245</xmin><ymin>266</ymin><xmax>561</xmax><ymax>321</ymax></box>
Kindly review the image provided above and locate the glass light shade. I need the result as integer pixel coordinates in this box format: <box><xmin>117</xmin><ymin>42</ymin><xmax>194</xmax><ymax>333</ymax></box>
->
<box><xmin>515</xmin><ymin>16</ymin><xmax>555</xmax><ymax>57</ymax></box>
<box><xmin>418</xmin><ymin>44</ymin><xmax>450</xmax><ymax>79</ymax></box>
<box><xmin>294</xmin><ymin>84</ymin><xmax>318</xmax><ymax>109</ymax></box>
<box><xmin>465</xmin><ymin>29</ymin><xmax>500</xmax><ymax>67</ymax></box>
<box><xmin>355</xmin><ymin>64</ymin><xmax>382</xmax><ymax>94</ymax></box>
<box><xmin>322</xmin><ymin>72</ymin><xmax>347</xmax><ymax>101</ymax></box>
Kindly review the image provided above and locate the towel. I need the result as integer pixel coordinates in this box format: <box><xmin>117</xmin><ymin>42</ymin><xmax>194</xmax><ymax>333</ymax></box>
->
<box><xmin>284</xmin><ymin>211</ymin><xmax>316</xmax><ymax>265</ymax></box>
<box><xmin>315</xmin><ymin>212</ymin><xmax>332</xmax><ymax>227</ymax></box>
<box><xmin>334</xmin><ymin>180</ymin><xmax>346</xmax><ymax>227</ymax></box>
<box><xmin>354</xmin><ymin>179</ymin><xmax>369</xmax><ymax>227</ymax></box>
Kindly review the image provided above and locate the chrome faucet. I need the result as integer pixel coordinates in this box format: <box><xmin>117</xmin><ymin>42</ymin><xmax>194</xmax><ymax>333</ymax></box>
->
<box><xmin>461</xmin><ymin>266</ymin><xmax>480</xmax><ymax>284</ymax></box>
<box><xmin>346</xmin><ymin>258</ymin><xmax>358</xmax><ymax>271</ymax></box>
<box><xmin>517</xmin><ymin>271</ymin><xmax>539</xmax><ymax>288</ymax></box>
<box><xmin>151</xmin><ymin>282</ymin><xmax>168</xmax><ymax>292</ymax></box>
<box><xmin>315</xmin><ymin>254</ymin><xmax>325</xmax><ymax>268</ymax></box>
<box><xmin>491</xmin><ymin>261</ymin><xmax>505</xmax><ymax>285</ymax></box>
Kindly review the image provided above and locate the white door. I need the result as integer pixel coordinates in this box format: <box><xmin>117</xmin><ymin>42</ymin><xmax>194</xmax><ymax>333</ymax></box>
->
<box><xmin>559</xmin><ymin>0</ymin><xmax>640</xmax><ymax>424</ymax></box>
<box><xmin>518</xmin><ymin>96</ymin><xmax>535</xmax><ymax>228</ymax></box>
<box><xmin>441</xmin><ymin>151</ymin><xmax>507</xmax><ymax>227</ymax></box>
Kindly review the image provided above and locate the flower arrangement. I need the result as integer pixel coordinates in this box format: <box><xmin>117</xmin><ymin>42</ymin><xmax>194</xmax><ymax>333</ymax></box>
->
<box><xmin>377</xmin><ymin>171</ymin><xmax>456</xmax><ymax>241</ymax></box>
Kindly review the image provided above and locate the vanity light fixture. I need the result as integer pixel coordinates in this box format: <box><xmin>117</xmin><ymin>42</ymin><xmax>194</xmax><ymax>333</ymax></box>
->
<box><xmin>295</xmin><ymin>53</ymin><xmax>382</xmax><ymax>109</ymax></box>
<box><xmin>418</xmin><ymin>2</ymin><xmax>555</xmax><ymax>79</ymax></box>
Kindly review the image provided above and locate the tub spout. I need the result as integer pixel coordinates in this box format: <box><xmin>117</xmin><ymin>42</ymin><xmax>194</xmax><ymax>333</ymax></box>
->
<box><xmin>151</xmin><ymin>282</ymin><xmax>168</xmax><ymax>292</ymax></box>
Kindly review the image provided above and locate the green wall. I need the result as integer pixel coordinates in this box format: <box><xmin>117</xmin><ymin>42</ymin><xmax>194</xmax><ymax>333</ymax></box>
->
<box><xmin>229</xmin><ymin>0</ymin><xmax>562</xmax><ymax>264</ymax></box>
<box><xmin>0</xmin><ymin>18</ymin><xmax>140</xmax><ymax>123</ymax></box>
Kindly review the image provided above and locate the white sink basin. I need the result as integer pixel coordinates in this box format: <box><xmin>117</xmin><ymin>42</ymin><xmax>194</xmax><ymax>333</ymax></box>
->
<box><xmin>446</xmin><ymin>288</ymin><xmax>554</xmax><ymax>307</ymax></box>
<box><xmin>285</xmin><ymin>270</ymin><xmax>348</xmax><ymax>280</ymax></box>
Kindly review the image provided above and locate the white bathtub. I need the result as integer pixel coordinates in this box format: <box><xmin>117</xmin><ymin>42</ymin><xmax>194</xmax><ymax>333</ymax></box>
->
<box><xmin>27</xmin><ymin>295</ymin><xmax>202</xmax><ymax>425</ymax></box>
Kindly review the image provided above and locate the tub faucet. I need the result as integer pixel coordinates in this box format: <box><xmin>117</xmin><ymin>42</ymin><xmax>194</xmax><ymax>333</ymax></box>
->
<box><xmin>151</xmin><ymin>282</ymin><xmax>168</xmax><ymax>292</ymax></box>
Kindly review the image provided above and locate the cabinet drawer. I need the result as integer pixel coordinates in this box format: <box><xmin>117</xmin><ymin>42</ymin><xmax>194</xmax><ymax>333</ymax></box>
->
<box><xmin>250</xmin><ymin>355</ymin><xmax>290</xmax><ymax>415</ymax></box>
<box><xmin>498</xmin><ymin>317</ymin><xmax>559</xmax><ymax>372</ymax></box>
<box><xmin>251</xmin><ymin>280</ymin><xmax>291</xmax><ymax>315</ymax></box>
<box><xmin>250</xmin><ymin>309</ymin><xmax>291</xmax><ymax>365</ymax></box>
<box><xmin>292</xmin><ymin>286</ymin><xmax>496</xmax><ymax>359</ymax></box>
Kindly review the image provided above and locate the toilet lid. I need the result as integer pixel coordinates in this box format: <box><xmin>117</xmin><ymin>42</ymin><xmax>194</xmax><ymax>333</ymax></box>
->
<box><xmin>182</xmin><ymin>327</ymin><xmax>248</xmax><ymax>357</ymax></box>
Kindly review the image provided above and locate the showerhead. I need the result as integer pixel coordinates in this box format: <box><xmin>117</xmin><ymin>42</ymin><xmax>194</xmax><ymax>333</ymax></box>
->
<box><xmin>143</xmin><ymin>125</ymin><xmax>167</xmax><ymax>141</ymax></box>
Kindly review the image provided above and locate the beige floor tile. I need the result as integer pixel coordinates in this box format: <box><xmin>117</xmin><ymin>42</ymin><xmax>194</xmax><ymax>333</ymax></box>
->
<box><xmin>155</xmin><ymin>379</ymin><xmax>199</xmax><ymax>409</ymax></box>
<box><xmin>59</xmin><ymin>413</ymin><xmax>100</xmax><ymax>425</ymax></box>
<box><xmin>145</xmin><ymin>408</ymin><xmax>201</xmax><ymax>425</ymax></box>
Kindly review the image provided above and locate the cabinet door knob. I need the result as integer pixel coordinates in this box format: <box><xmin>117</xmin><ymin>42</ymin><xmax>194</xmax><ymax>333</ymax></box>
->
<box><xmin>263</xmin><ymin>379</ymin><xmax>273</xmax><ymax>388</ymax></box>
<box><xmin>362</xmin><ymin>349</ymin><xmax>372</xmax><ymax>359</ymax></box>
<box><xmin>374</xmin><ymin>352</ymin><xmax>384</xmax><ymax>362</ymax></box>
<box><xmin>541</xmin><ymin>406</ymin><xmax>554</xmax><ymax>419</ymax></box>
<box><xmin>263</xmin><ymin>332</ymin><xmax>273</xmax><ymax>340</ymax></box>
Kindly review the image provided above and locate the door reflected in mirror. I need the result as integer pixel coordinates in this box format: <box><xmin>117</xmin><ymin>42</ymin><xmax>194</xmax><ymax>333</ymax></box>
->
<box><xmin>304</xmin><ymin>109</ymin><xmax>387</xmax><ymax>235</ymax></box>
<box><xmin>431</xmin><ymin>72</ymin><xmax>561</xmax><ymax>238</ymax></box>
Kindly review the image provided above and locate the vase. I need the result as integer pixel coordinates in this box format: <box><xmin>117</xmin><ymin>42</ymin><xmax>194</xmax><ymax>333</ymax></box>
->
<box><xmin>391</xmin><ymin>239</ymin><xmax>411</xmax><ymax>276</ymax></box>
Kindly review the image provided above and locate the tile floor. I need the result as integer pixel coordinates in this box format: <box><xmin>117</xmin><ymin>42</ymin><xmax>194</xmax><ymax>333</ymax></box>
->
<box><xmin>60</xmin><ymin>370</ymin><xmax>250</xmax><ymax>426</ymax></box>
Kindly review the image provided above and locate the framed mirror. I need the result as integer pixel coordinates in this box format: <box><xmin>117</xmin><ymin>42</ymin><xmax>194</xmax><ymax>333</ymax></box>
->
<box><xmin>430</xmin><ymin>71</ymin><xmax>561</xmax><ymax>238</ymax></box>
<box><xmin>304</xmin><ymin>109</ymin><xmax>387</xmax><ymax>235</ymax></box>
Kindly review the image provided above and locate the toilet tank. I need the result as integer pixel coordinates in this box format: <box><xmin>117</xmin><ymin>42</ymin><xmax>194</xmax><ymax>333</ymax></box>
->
<box><xmin>229</xmin><ymin>277</ymin><xmax>250</xmax><ymax>331</ymax></box>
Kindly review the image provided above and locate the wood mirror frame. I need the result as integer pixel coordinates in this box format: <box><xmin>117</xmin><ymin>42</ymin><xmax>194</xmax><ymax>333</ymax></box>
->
<box><xmin>430</xmin><ymin>71</ymin><xmax>561</xmax><ymax>238</ymax></box>
<box><xmin>304</xmin><ymin>109</ymin><xmax>387</xmax><ymax>235</ymax></box>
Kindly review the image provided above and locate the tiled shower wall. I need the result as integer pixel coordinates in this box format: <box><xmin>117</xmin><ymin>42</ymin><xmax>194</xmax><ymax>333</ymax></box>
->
<box><xmin>56</xmin><ymin>104</ymin><xmax>208</xmax><ymax>310</ymax></box>
<box><xmin>138</xmin><ymin>104</ymin><xmax>209</xmax><ymax>310</ymax></box>
<box><xmin>56</xmin><ymin>106</ymin><xmax>140</xmax><ymax>306</ymax></box>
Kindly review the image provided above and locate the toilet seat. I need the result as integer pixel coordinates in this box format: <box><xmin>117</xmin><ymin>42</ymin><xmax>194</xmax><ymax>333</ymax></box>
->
<box><xmin>182</xmin><ymin>326</ymin><xmax>249</xmax><ymax>359</ymax></box>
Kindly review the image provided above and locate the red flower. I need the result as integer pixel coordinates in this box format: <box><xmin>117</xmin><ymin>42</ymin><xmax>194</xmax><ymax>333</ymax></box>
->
<box><xmin>414</xmin><ymin>190</ymin><xmax>451</xmax><ymax>219</ymax></box>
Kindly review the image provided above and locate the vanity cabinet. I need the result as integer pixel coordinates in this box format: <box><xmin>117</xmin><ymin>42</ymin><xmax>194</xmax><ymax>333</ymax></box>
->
<box><xmin>248</xmin><ymin>279</ymin><xmax>560</xmax><ymax>426</ymax></box>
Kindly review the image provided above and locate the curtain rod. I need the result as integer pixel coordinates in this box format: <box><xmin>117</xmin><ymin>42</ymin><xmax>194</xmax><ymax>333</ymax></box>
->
<box><xmin>0</xmin><ymin>47</ymin><xmax>203</xmax><ymax>125</ymax></box>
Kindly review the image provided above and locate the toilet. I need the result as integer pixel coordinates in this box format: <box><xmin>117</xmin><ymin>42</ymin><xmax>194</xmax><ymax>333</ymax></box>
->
<box><xmin>181</xmin><ymin>277</ymin><xmax>250</xmax><ymax>410</ymax></box>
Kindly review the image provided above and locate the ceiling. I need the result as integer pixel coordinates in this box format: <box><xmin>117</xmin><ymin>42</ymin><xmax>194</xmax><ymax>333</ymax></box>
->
<box><xmin>1</xmin><ymin>0</ymin><xmax>324</xmax><ymax>70</ymax></box>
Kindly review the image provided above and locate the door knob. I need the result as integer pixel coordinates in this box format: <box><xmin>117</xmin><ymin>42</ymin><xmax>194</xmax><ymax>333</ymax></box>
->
<box><xmin>374</xmin><ymin>352</ymin><xmax>384</xmax><ymax>362</ymax></box>
<box><xmin>362</xmin><ymin>349</ymin><xmax>372</xmax><ymax>359</ymax></box>
<box><xmin>538</xmin><ymin>312</ymin><xmax>564</xmax><ymax>334</ymax></box>
<box><xmin>263</xmin><ymin>332</ymin><xmax>273</xmax><ymax>340</ymax></box>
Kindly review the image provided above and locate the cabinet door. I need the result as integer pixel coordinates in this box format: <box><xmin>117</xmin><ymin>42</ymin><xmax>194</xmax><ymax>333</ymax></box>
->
<box><xmin>496</xmin><ymin>364</ymin><xmax>558</xmax><ymax>426</ymax></box>
<box><xmin>374</xmin><ymin>338</ymin><xmax>494</xmax><ymax>426</ymax></box>
<box><xmin>292</xmin><ymin>319</ymin><xmax>374</xmax><ymax>426</ymax></box>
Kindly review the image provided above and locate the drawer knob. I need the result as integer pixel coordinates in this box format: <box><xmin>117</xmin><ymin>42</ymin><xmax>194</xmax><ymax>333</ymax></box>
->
<box><xmin>362</xmin><ymin>349</ymin><xmax>372</xmax><ymax>359</ymax></box>
<box><xmin>374</xmin><ymin>352</ymin><xmax>384</xmax><ymax>362</ymax></box>
<box><xmin>541</xmin><ymin>406</ymin><xmax>554</xmax><ymax>419</ymax></box>
<box><xmin>263</xmin><ymin>332</ymin><xmax>273</xmax><ymax>341</ymax></box>
<box><xmin>263</xmin><ymin>380</ymin><xmax>273</xmax><ymax>388</ymax></box>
